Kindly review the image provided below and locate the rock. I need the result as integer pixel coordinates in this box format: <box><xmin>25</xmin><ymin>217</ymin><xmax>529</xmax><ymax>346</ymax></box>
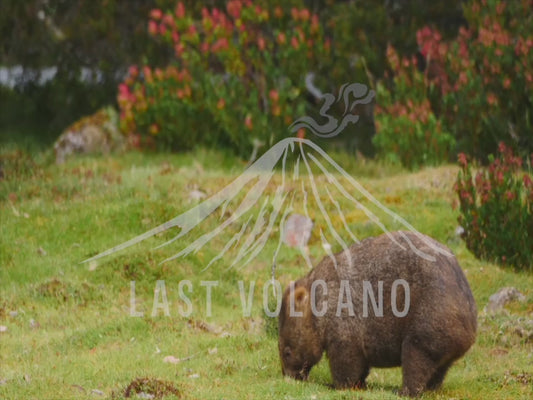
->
<box><xmin>29</xmin><ymin>319</ymin><xmax>40</xmax><ymax>330</ymax></box>
<box><xmin>188</xmin><ymin>189</ymin><xmax>207</xmax><ymax>202</ymax></box>
<box><xmin>163</xmin><ymin>355</ymin><xmax>181</xmax><ymax>364</ymax></box>
<box><xmin>484</xmin><ymin>287</ymin><xmax>526</xmax><ymax>314</ymax></box>
<box><xmin>88</xmin><ymin>261</ymin><xmax>98</xmax><ymax>272</ymax></box>
<box><xmin>54</xmin><ymin>107</ymin><xmax>125</xmax><ymax>164</ymax></box>
<box><xmin>282</xmin><ymin>214</ymin><xmax>313</xmax><ymax>248</ymax></box>
<box><xmin>500</xmin><ymin>317</ymin><xmax>533</xmax><ymax>343</ymax></box>
<box><xmin>136</xmin><ymin>392</ymin><xmax>154</xmax><ymax>399</ymax></box>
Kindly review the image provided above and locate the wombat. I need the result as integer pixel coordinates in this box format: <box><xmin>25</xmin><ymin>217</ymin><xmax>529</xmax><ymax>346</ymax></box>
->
<box><xmin>278</xmin><ymin>231</ymin><xmax>477</xmax><ymax>397</ymax></box>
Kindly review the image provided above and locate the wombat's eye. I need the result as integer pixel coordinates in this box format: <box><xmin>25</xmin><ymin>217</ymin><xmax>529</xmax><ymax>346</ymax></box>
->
<box><xmin>283</xmin><ymin>347</ymin><xmax>292</xmax><ymax>359</ymax></box>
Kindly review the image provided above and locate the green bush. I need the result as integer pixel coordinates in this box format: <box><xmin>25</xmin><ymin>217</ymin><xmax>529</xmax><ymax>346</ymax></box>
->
<box><xmin>455</xmin><ymin>143</ymin><xmax>533</xmax><ymax>271</ymax></box>
<box><xmin>118</xmin><ymin>65</ymin><xmax>224</xmax><ymax>151</ymax></box>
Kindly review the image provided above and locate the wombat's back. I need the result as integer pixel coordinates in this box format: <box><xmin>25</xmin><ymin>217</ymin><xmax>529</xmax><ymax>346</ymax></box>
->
<box><xmin>309</xmin><ymin>231</ymin><xmax>477</xmax><ymax>364</ymax></box>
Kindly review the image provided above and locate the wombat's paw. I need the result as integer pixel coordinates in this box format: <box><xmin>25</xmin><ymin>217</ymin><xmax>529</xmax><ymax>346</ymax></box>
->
<box><xmin>334</xmin><ymin>379</ymin><xmax>366</xmax><ymax>390</ymax></box>
<box><xmin>398</xmin><ymin>385</ymin><xmax>424</xmax><ymax>397</ymax></box>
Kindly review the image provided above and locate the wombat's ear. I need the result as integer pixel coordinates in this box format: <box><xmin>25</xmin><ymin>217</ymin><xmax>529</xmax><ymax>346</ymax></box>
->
<box><xmin>293</xmin><ymin>286</ymin><xmax>309</xmax><ymax>310</ymax></box>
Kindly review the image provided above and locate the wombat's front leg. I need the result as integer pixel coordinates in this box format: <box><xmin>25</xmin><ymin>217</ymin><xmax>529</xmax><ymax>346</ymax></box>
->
<box><xmin>327</xmin><ymin>345</ymin><xmax>369</xmax><ymax>389</ymax></box>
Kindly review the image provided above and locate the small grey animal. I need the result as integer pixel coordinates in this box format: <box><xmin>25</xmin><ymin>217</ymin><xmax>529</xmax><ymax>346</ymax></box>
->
<box><xmin>278</xmin><ymin>231</ymin><xmax>477</xmax><ymax>397</ymax></box>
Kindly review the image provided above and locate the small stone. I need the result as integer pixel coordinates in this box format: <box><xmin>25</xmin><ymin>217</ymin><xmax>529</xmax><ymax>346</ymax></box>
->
<box><xmin>188</xmin><ymin>189</ymin><xmax>207</xmax><ymax>202</ymax></box>
<box><xmin>163</xmin><ymin>355</ymin><xmax>180</xmax><ymax>364</ymax></box>
<box><xmin>29</xmin><ymin>319</ymin><xmax>40</xmax><ymax>330</ymax></box>
<box><xmin>484</xmin><ymin>287</ymin><xmax>526</xmax><ymax>314</ymax></box>
<box><xmin>136</xmin><ymin>392</ymin><xmax>154</xmax><ymax>399</ymax></box>
<box><xmin>0</xmin><ymin>325</ymin><xmax>7</xmax><ymax>333</ymax></box>
<box><xmin>91</xmin><ymin>389</ymin><xmax>105</xmax><ymax>396</ymax></box>
<box><xmin>53</xmin><ymin>107</ymin><xmax>124</xmax><ymax>164</ymax></box>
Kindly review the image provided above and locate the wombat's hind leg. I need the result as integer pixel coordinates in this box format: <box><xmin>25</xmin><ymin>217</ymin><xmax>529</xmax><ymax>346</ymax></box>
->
<box><xmin>426</xmin><ymin>362</ymin><xmax>452</xmax><ymax>391</ymax></box>
<box><xmin>400</xmin><ymin>340</ymin><xmax>440</xmax><ymax>397</ymax></box>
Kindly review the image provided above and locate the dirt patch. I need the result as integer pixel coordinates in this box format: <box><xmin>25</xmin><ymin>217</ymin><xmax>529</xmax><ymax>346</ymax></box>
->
<box><xmin>35</xmin><ymin>278</ymin><xmax>96</xmax><ymax>305</ymax></box>
<box><xmin>36</xmin><ymin>279</ymin><xmax>69</xmax><ymax>302</ymax></box>
<box><xmin>114</xmin><ymin>377</ymin><xmax>181</xmax><ymax>399</ymax></box>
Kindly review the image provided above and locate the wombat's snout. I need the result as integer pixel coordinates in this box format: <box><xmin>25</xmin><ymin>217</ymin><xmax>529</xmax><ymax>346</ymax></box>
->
<box><xmin>282</xmin><ymin>365</ymin><xmax>310</xmax><ymax>381</ymax></box>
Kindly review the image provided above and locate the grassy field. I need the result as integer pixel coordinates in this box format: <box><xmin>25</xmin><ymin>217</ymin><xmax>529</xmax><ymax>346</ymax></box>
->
<box><xmin>1</xmin><ymin>146</ymin><xmax>532</xmax><ymax>399</ymax></box>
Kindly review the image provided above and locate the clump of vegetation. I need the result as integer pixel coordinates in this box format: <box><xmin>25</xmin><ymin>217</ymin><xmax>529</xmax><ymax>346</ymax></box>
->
<box><xmin>455</xmin><ymin>142</ymin><xmax>533</xmax><ymax>271</ymax></box>
<box><xmin>118</xmin><ymin>0</ymin><xmax>468</xmax><ymax>159</ymax></box>
<box><xmin>373</xmin><ymin>45</ymin><xmax>455</xmax><ymax>169</ymax></box>
<box><xmin>114</xmin><ymin>377</ymin><xmax>181</xmax><ymax>399</ymax></box>
<box><xmin>381</xmin><ymin>0</ymin><xmax>533</xmax><ymax>166</ymax></box>
<box><xmin>0</xmin><ymin>148</ymin><xmax>40</xmax><ymax>182</ymax></box>
<box><xmin>118</xmin><ymin>1</ymin><xmax>330</xmax><ymax>155</ymax></box>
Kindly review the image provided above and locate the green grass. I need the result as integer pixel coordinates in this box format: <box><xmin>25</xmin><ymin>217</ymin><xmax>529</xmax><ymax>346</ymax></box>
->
<box><xmin>1</xmin><ymin>146</ymin><xmax>532</xmax><ymax>399</ymax></box>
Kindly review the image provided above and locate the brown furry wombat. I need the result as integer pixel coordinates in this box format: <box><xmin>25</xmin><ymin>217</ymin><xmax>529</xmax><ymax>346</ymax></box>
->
<box><xmin>278</xmin><ymin>231</ymin><xmax>477</xmax><ymax>397</ymax></box>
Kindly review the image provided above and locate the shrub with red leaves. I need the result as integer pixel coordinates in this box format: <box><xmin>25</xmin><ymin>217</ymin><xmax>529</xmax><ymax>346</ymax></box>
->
<box><xmin>118</xmin><ymin>0</ymin><xmax>330</xmax><ymax>154</ymax></box>
<box><xmin>455</xmin><ymin>142</ymin><xmax>533</xmax><ymax>271</ymax></box>
<box><xmin>382</xmin><ymin>0</ymin><xmax>533</xmax><ymax>163</ymax></box>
